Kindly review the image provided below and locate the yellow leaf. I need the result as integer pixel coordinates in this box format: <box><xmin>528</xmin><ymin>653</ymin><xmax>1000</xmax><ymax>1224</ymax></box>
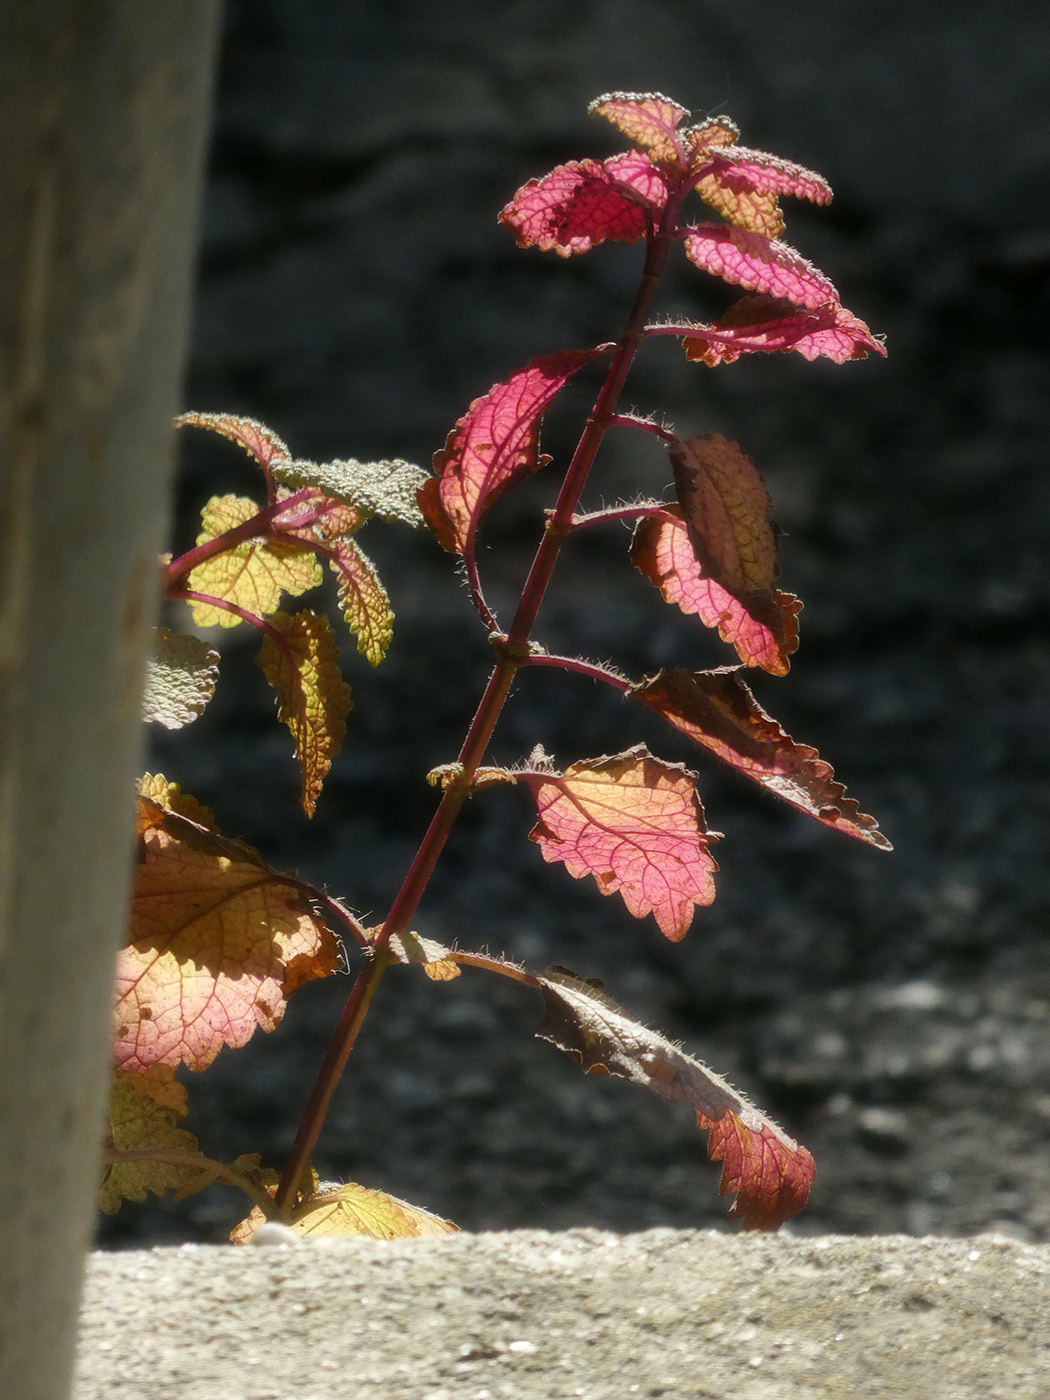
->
<box><xmin>187</xmin><ymin>494</ymin><xmax>321</xmax><ymax>627</ymax></box>
<box><xmin>99</xmin><ymin>1066</ymin><xmax>201</xmax><ymax>1213</ymax></box>
<box><xmin>328</xmin><ymin>538</ymin><xmax>394</xmax><ymax>666</ymax></box>
<box><xmin>137</xmin><ymin>773</ymin><xmax>216</xmax><ymax>829</ymax></box>
<box><xmin>231</xmin><ymin>1182</ymin><xmax>458</xmax><ymax>1243</ymax></box>
<box><xmin>257</xmin><ymin>610</ymin><xmax>353</xmax><ymax>816</ymax></box>
<box><xmin>118</xmin><ymin>798</ymin><xmax>340</xmax><ymax>1071</ymax></box>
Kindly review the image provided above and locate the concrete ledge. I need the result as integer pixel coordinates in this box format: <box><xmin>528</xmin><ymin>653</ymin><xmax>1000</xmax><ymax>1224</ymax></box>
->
<box><xmin>77</xmin><ymin>1229</ymin><xmax>1049</xmax><ymax>1398</ymax></box>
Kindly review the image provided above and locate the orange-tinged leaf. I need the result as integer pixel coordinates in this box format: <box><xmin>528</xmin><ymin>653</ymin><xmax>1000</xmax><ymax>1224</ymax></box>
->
<box><xmin>695</xmin><ymin>168</ymin><xmax>784</xmax><ymax>239</ymax></box>
<box><xmin>187</xmin><ymin>494</ymin><xmax>322</xmax><ymax>627</ymax></box>
<box><xmin>630</xmin><ymin>667</ymin><xmax>892</xmax><ymax>850</ymax></box>
<box><xmin>116</xmin><ymin>798</ymin><xmax>340</xmax><ymax>1072</ymax></box>
<box><xmin>588</xmin><ymin>90</ymin><xmax>690</xmax><ymax>164</ymax></box>
<box><xmin>387</xmin><ymin>931</ymin><xmax>461</xmax><ymax>981</ymax></box>
<box><xmin>327</xmin><ymin>538</ymin><xmax>394</xmax><ymax>666</ymax></box>
<box><xmin>138</xmin><ymin>773</ymin><xmax>216</xmax><ymax>830</ymax></box>
<box><xmin>537</xmin><ymin>967</ymin><xmax>814</xmax><ymax>1230</ymax></box>
<box><xmin>176</xmin><ymin>411</ymin><xmax>292</xmax><ymax>470</ymax></box>
<box><xmin>670</xmin><ymin>434</ymin><xmax>780</xmax><ymax>597</ymax></box>
<box><xmin>673</xmin><ymin>294</ymin><xmax>886</xmax><ymax>366</ymax></box>
<box><xmin>695</xmin><ymin>146</ymin><xmax>832</xmax><ymax>239</ymax></box>
<box><xmin>98</xmin><ymin>1066</ymin><xmax>202</xmax><ymax>1213</ymax></box>
<box><xmin>257</xmin><ymin>610</ymin><xmax>353</xmax><ymax>817</ymax></box>
<box><xmin>631</xmin><ymin>507</ymin><xmax>800</xmax><ymax>675</ymax></box>
<box><xmin>683</xmin><ymin>117</ymin><xmax>740</xmax><ymax>155</ymax></box>
<box><xmin>519</xmin><ymin>744</ymin><xmax>719</xmax><ymax>941</ymax></box>
<box><xmin>419</xmin><ymin>350</ymin><xmax>609</xmax><ymax>554</ymax></box>
<box><xmin>143</xmin><ymin>628</ymin><xmax>220</xmax><ymax>729</ymax></box>
<box><xmin>231</xmin><ymin>1182</ymin><xmax>458</xmax><ymax>1243</ymax></box>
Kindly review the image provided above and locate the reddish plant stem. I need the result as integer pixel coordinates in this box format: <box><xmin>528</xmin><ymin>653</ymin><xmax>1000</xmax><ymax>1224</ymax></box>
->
<box><xmin>569</xmin><ymin>502</ymin><xmax>668</xmax><ymax>531</ymax></box>
<box><xmin>275</xmin><ymin>189</ymin><xmax>686</xmax><ymax>1211</ymax></box>
<box><xmin>273</xmin><ymin>945</ymin><xmax>390</xmax><ymax>1212</ymax></box>
<box><xmin>168</xmin><ymin>589</ymin><xmax>286</xmax><ymax>639</ymax></box>
<box><xmin>164</xmin><ymin>486</ymin><xmax>317</xmax><ymax>590</ymax></box>
<box><xmin>517</xmin><ymin>652</ymin><xmax>630</xmax><ymax>691</ymax></box>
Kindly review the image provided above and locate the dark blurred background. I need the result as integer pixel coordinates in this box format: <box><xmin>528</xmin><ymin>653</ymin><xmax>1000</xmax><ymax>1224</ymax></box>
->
<box><xmin>104</xmin><ymin>0</ymin><xmax>1050</xmax><ymax>1244</ymax></box>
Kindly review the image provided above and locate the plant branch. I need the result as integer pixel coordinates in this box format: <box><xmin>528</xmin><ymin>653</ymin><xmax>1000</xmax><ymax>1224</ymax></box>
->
<box><xmin>569</xmin><ymin>502</ymin><xmax>667</xmax><ymax>531</ymax></box>
<box><xmin>164</xmin><ymin>487</ymin><xmax>317</xmax><ymax>590</ymax></box>
<box><xmin>278</xmin><ymin>183</ymin><xmax>688</xmax><ymax>1209</ymax></box>
<box><xmin>168</xmin><ymin>590</ymin><xmax>288</xmax><ymax>642</ymax></box>
<box><xmin>274</xmin><ymin>946</ymin><xmax>392</xmax><ymax>1213</ymax></box>
<box><xmin>517</xmin><ymin>652</ymin><xmax>631</xmax><ymax>690</ymax></box>
<box><xmin>101</xmin><ymin>1148</ymin><xmax>278</xmax><ymax>1217</ymax></box>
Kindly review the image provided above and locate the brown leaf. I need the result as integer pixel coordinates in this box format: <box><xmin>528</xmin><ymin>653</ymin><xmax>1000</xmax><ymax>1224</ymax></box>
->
<box><xmin>670</xmin><ymin>433</ymin><xmax>780</xmax><ymax>598</ymax></box>
<box><xmin>537</xmin><ymin>967</ymin><xmax>814</xmax><ymax>1230</ymax></box>
<box><xmin>630</xmin><ymin>667</ymin><xmax>892</xmax><ymax>850</ymax></box>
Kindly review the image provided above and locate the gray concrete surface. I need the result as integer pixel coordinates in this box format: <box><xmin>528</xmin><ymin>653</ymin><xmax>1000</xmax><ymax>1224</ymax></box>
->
<box><xmin>77</xmin><ymin>1230</ymin><xmax>1050</xmax><ymax>1399</ymax></box>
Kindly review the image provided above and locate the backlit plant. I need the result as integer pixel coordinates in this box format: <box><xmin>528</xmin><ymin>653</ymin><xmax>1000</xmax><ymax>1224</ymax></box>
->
<box><xmin>102</xmin><ymin>92</ymin><xmax>889</xmax><ymax>1240</ymax></box>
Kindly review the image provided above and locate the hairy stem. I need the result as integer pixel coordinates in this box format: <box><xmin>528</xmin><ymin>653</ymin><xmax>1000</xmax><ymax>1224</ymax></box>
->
<box><xmin>164</xmin><ymin>486</ymin><xmax>317</xmax><ymax>590</ymax></box>
<box><xmin>273</xmin><ymin>947</ymin><xmax>391</xmax><ymax>1213</ymax></box>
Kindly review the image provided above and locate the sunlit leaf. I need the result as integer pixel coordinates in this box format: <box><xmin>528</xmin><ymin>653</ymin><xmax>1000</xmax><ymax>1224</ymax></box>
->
<box><xmin>669</xmin><ymin>434</ymin><xmax>779</xmax><ymax>599</ymax></box>
<box><xmin>186</xmin><ymin>494</ymin><xmax>321</xmax><ymax>627</ymax></box>
<box><xmin>631</xmin><ymin>507</ymin><xmax>800</xmax><ymax>674</ymax></box>
<box><xmin>257</xmin><ymin>610</ymin><xmax>353</xmax><ymax>817</ymax></box>
<box><xmin>272</xmin><ymin>457</ymin><xmax>428</xmax><ymax>527</ymax></box>
<box><xmin>98</xmin><ymin>1066</ymin><xmax>202</xmax><ymax>1213</ymax></box>
<box><xmin>116</xmin><ymin>798</ymin><xmax>340</xmax><ymax>1072</ymax></box>
<box><xmin>499</xmin><ymin>157</ymin><xmax>664</xmax><ymax>257</ymax></box>
<box><xmin>176</xmin><ymin>412</ymin><xmax>291</xmax><ymax>471</ymax></box>
<box><xmin>518</xmin><ymin>744</ymin><xmax>718</xmax><ymax>941</ymax></box>
<box><xmin>537</xmin><ymin>967</ymin><xmax>814</xmax><ymax>1230</ymax></box>
<box><xmin>682</xmin><ymin>225</ymin><xmax>837</xmax><ymax>311</ymax></box>
<box><xmin>142</xmin><ymin>628</ymin><xmax>220</xmax><ymax>729</ymax></box>
<box><xmin>630</xmin><ymin>667</ymin><xmax>892</xmax><ymax>850</ymax></box>
<box><xmin>683</xmin><ymin>116</ymin><xmax>740</xmax><ymax>155</ymax></box>
<box><xmin>137</xmin><ymin>773</ymin><xmax>215</xmax><ymax>830</ymax></box>
<box><xmin>419</xmin><ymin>349</ymin><xmax>609</xmax><ymax>554</ymax></box>
<box><xmin>326</xmin><ymin>538</ymin><xmax>393</xmax><ymax>666</ymax></box>
<box><xmin>669</xmin><ymin>294</ymin><xmax>886</xmax><ymax>365</ymax></box>
<box><xmin>387</xmin><ymin>931</ymin><xmax>461</xmax><ymax>982</ymax></box>
<box><xmin>588</xmin><ymin>90</ymin><xmax>690</xmax><ymax>164</ymax></box>
<box><xmin>231</xmin><ymin>1183</ymin><xmax>458</xmax><ymax>1243</ymax></box>
<box><xmin>694</xmin><ymin>149</ymin><xmax>831</xmax><ymax>240</ymax></box>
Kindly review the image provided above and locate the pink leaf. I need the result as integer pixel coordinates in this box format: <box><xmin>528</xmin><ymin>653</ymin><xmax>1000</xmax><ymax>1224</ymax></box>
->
<box><xmin>604</xmin><ymin>150</ymin><xmax>671</xmax><ymax>210</ymax></box>
<box><xmin>668</xmin><ymin>294</ymin><xmax>885</xmax><ymax>365</ymax></box>
<box><xmin>519</xmin><ymin>744</ymin><xmax>719</xmax><ymax>941</ymax></box>
<box><xmin>699</xmin><ymin>146</ymin><xmax>833</xmax><ymax>206</ymax></box>
<box><xmin>682</xmin><ymin>225</ymin><xmax>838</xmax><ymax>310</ymax></box>
<box><xmin>538</xmin><ymin>967</ymin><xmax>814</xmax><ymax>1230</ymax></box>
<box><xmin>694</xmin><ymin>148</ymin><xmax>832</xmax><ymax>238</ymax></box>
<box><xmin>631</xmin><ymin>507</ymin><xmax>801</xmax><ymax>675</ymax></box>
<box><xmin>588</xmin><ymin>91</ymin><xmax>690</xmax><ymax>164</ymax></box>
<box><xmin>499</xmin><ymin>156</ymin><xmax>664</xmax><ymax>257</ymax></box>
<box><xmin>175</xmin><ymin>412</ymin><xmax>291</xmax><ymax>471</ymax></box>
<box><xmin>419</xmin><ymin>349</ymin><xmax>610</xmax><ymax>554</ymax></box>
<box><xmin>630</xmin><ymin>667</ymin><xmax>892</xmax><ymax>850</ymax></box>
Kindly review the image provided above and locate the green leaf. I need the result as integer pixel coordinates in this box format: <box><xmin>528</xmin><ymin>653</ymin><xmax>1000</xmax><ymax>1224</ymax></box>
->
<box><xmin>272</xmin><ymin>458</ymin><xmax>428</xmax><ymax>527</ymax></box>
<box><xmin>142</xmin><ymin>629</ymin><xmax>220</xmax><ymax>729</ymax></box>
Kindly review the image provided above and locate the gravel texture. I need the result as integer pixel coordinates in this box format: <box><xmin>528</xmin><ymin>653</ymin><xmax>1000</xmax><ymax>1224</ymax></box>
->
<box><xmin>76</xmin><ymin>1231</ymin><xmax>1050</xmax><ymax>1399</ymax></box>
<box><xmin>98</xmin><ymin>0</ymin><xmax>1050</xmax><ymax>1252</ymax></box>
